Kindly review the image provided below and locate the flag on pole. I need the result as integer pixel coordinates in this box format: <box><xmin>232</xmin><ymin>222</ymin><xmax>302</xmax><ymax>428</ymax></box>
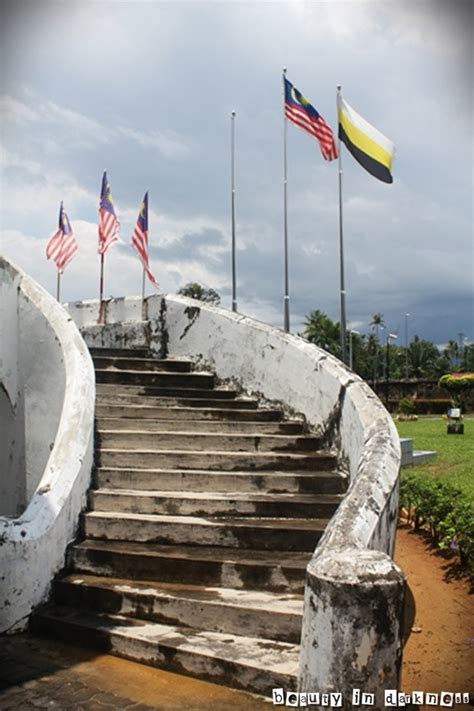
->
<box><xmin>338</xmin><ymin>96</ymin><xmax>395</xmax><ymax>183</ymax></box>
<box><xmin>98</xmin><ymin>171</ymin><xmax>120</xmax><ymax>254</ymax></box>
<box><xmin>131</xmin><ymin>192</ymin><xmax>159</xmax><ymax>287</ymax></box>
<box><xmin>284</xmin><ymin>77</ymin><xmax>338</xmax><ymax>161</ymax></box>
<box><xmin>46</xmin><ymin>202</ymin><xmax>78</xmax><ymax>271</ymax></box>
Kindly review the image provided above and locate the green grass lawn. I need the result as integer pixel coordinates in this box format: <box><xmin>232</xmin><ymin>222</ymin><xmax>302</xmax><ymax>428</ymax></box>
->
<box><xmin>395</xmin><ymin>416</ymin><xmax>474</xmax><ymax>500</ymax></box>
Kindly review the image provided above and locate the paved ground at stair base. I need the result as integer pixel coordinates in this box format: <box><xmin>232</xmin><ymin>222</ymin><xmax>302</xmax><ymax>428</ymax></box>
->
<box><xmin>0</xmin><ymin>634</ymin><xmax>272</xmax><ymax>710</ymax></box>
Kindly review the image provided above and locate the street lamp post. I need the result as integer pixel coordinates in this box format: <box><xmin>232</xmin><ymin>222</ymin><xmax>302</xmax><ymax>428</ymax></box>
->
<box><xmin>405</xmin><ymin>313</ymin><xmax>410</xmax><ymax>380</ymax></box>
<box><xmin>386</xmin><ymin>333</ymin><xmax>398</xmax><ymax>409</ymax></box>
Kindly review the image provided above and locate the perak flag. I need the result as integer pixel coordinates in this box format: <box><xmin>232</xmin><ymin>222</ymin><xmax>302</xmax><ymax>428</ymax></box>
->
<box><xmin>46</xmin><ymin>201</ymin><xmax>78</xmax><ymax>271</ymax></box>
<box><xmin>98</xmin><ymin>171</ymin><xmax>120</xmax><ymax>254</ymax></box>
<box><xmin>338</xmin><ymin>96</ymin><xmax>395</xmax><ymax>183</ymax></box>
<box><xmin>284</xmin><ymin>77</ymin><xmax>338</xmax><ymax>161</ymax></box>
<box><xmin>131</xmin><ymin>192</ymin><xmax>159</xmax><ymax>288</ymax></box>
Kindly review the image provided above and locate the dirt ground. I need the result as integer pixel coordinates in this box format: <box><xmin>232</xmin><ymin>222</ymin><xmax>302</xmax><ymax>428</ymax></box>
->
<box><xmin>395</xmin><ymin>523</ymin><xmax>474</xmax><ymax>698</ymax></box>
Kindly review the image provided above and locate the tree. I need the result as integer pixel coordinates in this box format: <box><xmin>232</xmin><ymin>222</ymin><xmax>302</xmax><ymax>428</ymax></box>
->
<box><xmin>369</xmin><ymin>313</ymin><xmax>385</xmax><ymax>339</ymax></box>
<box><xmin>303</xmin><ymin>310</ymin><xmax>340</xmax><ymax>358</ymax></box>
<box><xmin>407</xmin><ymin>335</ymin><xmax>440</xmax><ymax>378</ymax></box>
<box><xmin>177</xmin><ymin>282</ymin><xmax>221</xmax><ymax>305</ymax></box>
<box><xmin>369</xmin><ymin>313</ymin><xmax>385</xmax><ymax>384</ymax></box>
<box><xmin>444</xmin><ymin>340</ymin><xmax>459</xmax><ymax>369</ymax></box>
<box><xmin>461</xmin><ymin>344</ymin><xmax>474</xmax><ymax>371</ymax></box>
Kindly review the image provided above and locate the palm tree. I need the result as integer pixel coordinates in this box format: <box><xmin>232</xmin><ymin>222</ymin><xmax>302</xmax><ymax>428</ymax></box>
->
<box><xmin>369</xmin><ymin>313</ymin><xmax>385</xmax><ymax>384</ymax></box>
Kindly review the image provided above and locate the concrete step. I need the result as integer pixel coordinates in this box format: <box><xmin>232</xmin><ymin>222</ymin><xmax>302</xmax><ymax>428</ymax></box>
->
<box><xmin>92</xmin><ymin>356</ymin><xmax>193</xmax><ymax>373</ymax></box>
<box><xmin>31</xmin><ymin>606</ymin><xmax>298</xmax><ymax>696</ymax></box>
<box><xmin>95</xmin><ymin>418</ymin><xmax>303</xmax><ymax>434</ymax></box>
<box><xmin>70</xmin><ymin>540</ymin><xmax>311</xmax><ymax>593</ymax></box>
<box><xmin>94</xmin><ymin>468</ymin><xmax>347</xmax><ymax>494</ymax></box>
<box><xmin>97</xmin><ymin>448</ymin><xmax>337</xmax><ymax>471</ymax></box>
<box><xmin>95</xmin><ymin>404</ymin><xmax>284</xmax><ymax>422</ymax></box>
<box><xmin>96</xmin><ymin>431</ymin><xmax>322</xmax><ymax>453</ymax></box>
<box><xmin>95</xmin><ymin>369</ymin><xmax>215</xmax><ymax>389</ymax></box>
<box><xmin>90</xmin><ymin>489</ymin><xmax>343</xmax><ymax>518</ymax></box>
<box><xmin>83</xmin><ymin>511</ymin><xmax>329</xmax><ymax>551</ymax></box>
<box><xmin>96</xmin><ymin>394</ymin><xmax>260</xmax><ymax>409</ymax></box>
<box><xmin>53</xmin><ymin>574</ymin><xmax>303</xmax><ymax>643</ymax></box>
<box><xmin>89</xmin><ymin>347</ymin><xmax>152</xmax><ymax>359</ymax></box>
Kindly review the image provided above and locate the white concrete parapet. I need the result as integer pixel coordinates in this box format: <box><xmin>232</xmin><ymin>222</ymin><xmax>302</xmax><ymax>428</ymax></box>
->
<box><xmin>0</xmin><ymin>256</ymin><xmax>95</xmax><ymax>633</ymax></box>
<box><xmin>66</xmin><ymin>293</ymin><xmax>404</xmax><ymax>705</ymax></box>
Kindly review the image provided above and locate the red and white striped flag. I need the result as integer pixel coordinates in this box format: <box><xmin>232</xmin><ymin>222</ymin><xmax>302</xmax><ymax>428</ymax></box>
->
<box><xmin>46</xmin><ymin>202</ymin><xmax>78</xmax><ymax>271</ymax></box>
<box><xmin>98</xmin><ymin>171</ymin><xmax>120</xmax><ymax>255</ymax></box>
<box><xmin>132</xmin><ymin>192</ymin><xmax>159</xmax><ymax>288</ymax></box>
<box><xmin>284</xmin><ymin>77</ymin><xmax>338</xmax><ymax>161</ymax></box>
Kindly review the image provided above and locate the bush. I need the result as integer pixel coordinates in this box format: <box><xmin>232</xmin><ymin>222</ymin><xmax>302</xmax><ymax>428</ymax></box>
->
<box><xmin>400</xmin><ymin>471</ymin><xmax>473</xmax><ymax>568</ymax></box>
<box><xmin>439</xmin><ymin>372</ymin><xmax>474</xmax><ymax>409</ymax></box>
<box><xmin>398</xmin><ymin>398</ymin><xmax>415</xmax><ymax>415</ymax></box>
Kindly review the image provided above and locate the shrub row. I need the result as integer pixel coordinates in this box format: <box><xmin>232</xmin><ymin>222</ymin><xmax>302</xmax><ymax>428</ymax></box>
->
<box><xmin>400</xmin><ymin>472</ymin><xmax>474</xmax><ymax>569</ymax></box>
<box><xmin>391</xmin><ymin>398</ymin><xmax>452</xmax><ymax>414</ymax></box>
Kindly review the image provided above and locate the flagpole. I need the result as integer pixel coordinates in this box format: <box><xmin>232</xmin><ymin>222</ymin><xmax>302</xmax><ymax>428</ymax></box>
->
<box><xmin>283</xmin><ymin>67</ymin><xmax>290</xmax><ymax>333</ymax></box>
<box><xmin>56</xmin><ymin>270</ymin><xmax>61</xmax><ymax>302</ymax></box>
<box><xmin>99</xmin><ymin>252</ymin><xmax>105</xmax><ymax>324</ymax></box>
<box><xmin>231</xmin><ymin>110</ymin><xmax>237</xmax><ymax>312</ymax></box>
<box><xmin>337</xmin><ymin>85</ymin><xmax>347</xmax><ymax>364</ymax></box>
<box><xmin>141</xmin><ymin>266</ymin><xmax>146</xmax><ymax>320</ymax></box>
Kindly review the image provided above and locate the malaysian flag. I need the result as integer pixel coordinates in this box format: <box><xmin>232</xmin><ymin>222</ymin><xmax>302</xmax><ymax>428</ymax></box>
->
<box><xmin>98</xmin><ymin>171</ymin><xmax>120</xmax><ymax>254</ymax></box>
<box><xmin>284</xmin><ymin>77</ymin><xmax>338</xmax><ymax>161</ymax></box>
<box><xmin>131</xmin><ymin>192</ymin><xmax>159</xmax><ymax>287</ymax></box>
<box><xmin>46</xmin><ymin>202</ymin><xmax>78</xmax><ymax>272</ymax></box>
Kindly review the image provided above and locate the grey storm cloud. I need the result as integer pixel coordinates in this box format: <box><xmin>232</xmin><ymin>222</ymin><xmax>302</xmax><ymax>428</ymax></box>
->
<box><xmin>0</xmin><ymin>0</ymin><xmax>472</xmax><ymax>345</ymax></box>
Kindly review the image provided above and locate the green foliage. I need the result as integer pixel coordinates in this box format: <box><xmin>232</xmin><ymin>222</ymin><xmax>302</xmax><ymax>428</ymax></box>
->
<box><xmin>400</xmin><ymin>471</ymin><xmax>473</xmax><ymax>568</ymax></box>
<box><xmin>439</xmin><ymin>372</ymin><xmax>474</xmax><ymax>392</ymax></box>
<box><xmin>398</xmin><ymin>398</ymin><xmax>415</xmax><ymax>415</ymax></box>
<box><xmin>177</xmin><ymin>282</ymin><xmax>221</xmax><ymax>305</ymax></box>
<box><xmin>439</xmin><ymin>372</ymin><xmax>474</xmax><ymax>408</ymax></box>
<box><xmin>303</xmin><ymin>310</ymin><xmax>341</xmax><ymax>358</ymax></box>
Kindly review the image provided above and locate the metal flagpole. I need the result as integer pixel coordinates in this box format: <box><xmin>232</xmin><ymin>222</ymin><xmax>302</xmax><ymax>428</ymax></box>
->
<box><xmin>283</xmin><ymin>67</ymin><xmax>290</xmax><ymax>333</ymax></box>
<box><xmin>56</xmin><ymin>270</ymin><xmax>61</xmax><ymax>302</ymax></box>
<box><xmin>98</xmin><ymin>253</ymin><xmax>105</xmax><ymax>324</ymax></box>
<box><xmin>337</xmin><ymin>85</ymin><xmax>347</xmax><ymax>363</ymax></box>
<box><xmin>231</xmin><ymin>110</ymin><xmax>237</xmax><ymax>312</ymax></box>
<box><xmin>141</xmin><ymin>267</ymin><xmax>146</xmax><ymax>320</ymax></box>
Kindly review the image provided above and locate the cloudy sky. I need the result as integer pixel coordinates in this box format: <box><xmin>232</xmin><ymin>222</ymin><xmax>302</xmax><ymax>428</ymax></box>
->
<box><xmin>1</xmin><ymin>0</ymin><xmax>472</xmax><ymax>345</ymax></box>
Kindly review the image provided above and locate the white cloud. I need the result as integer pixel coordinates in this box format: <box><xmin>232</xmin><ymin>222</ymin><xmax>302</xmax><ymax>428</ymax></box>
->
<box><xmin>0</xmin><ymin>91</ymin><xmax>190</xmax><ymax>158</ymax></box>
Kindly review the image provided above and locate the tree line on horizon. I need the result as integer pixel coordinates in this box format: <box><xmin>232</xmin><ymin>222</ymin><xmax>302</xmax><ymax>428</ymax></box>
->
<box><xmin>178</xmin><ymin>282</ymin><xmax>473</xmax><ymax>382</ymax></box>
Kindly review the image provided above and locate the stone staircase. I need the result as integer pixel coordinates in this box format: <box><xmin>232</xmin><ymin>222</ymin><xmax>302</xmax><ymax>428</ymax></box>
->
<box><xmin>32</xmin><ymin>347</ymin><xmax>347</xmax><ymax>696</ymax></box>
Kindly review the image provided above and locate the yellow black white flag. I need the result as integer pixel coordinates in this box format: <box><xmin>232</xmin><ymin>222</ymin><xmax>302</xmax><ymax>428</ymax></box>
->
<box><xmin>338</xmin><ymin>95</ymin><xmax>395</xmax><ymax>184</ymax></box>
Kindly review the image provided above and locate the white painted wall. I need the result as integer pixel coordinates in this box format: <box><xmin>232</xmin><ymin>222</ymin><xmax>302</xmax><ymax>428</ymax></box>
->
<box><xmin>0</xmin><ymin>256</ymin><xmax>95</xmax><ymax>633</ymax></box>
<box><xmin>0</xmin><ymin>262</ymin><xmax>26</xmax><ymax>516</ymax></box>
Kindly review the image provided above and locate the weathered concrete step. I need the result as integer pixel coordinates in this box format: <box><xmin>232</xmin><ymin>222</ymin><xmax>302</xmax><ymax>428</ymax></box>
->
<box><xmin>96</xmin><ymin>431</ymin><xmax>322</xmax><ymax>453</ymax></box>
<box><xmin>31</xmin><ymin>606</ymin><xmax>298</xmax><ymax>696</ymax></box>
<box><xmin>90</xmin><ymin>489</ymin><xmax>343</xmax><ymax>518</ymax></box>
<box><xmin>84</xmin><ymin>511</ymin><xmax>329</xmax><ymax>551</ymax></box>
<box><xmin>89</xmin><ymin>347</ymin><xmax>151</xmax><ymax>359</ymax></box>
<box><xmin>94</xmin><ymin>468</ymin><xmax>347</xmax><ymax>495</ymax></box>
<box><xmin>95</xmin><ymin>404</ymin><xmax>283</xmax><ymax>422</ymax></box>
<box><xmin>96</xmin><ymin>394</ymin><xmax>260</xmax><ymax>409</ymax></box>
<box><xmin>92</xmin><ymin>356</ymin><xmax>192</xmax><ymax>373</ymax></box>
<box><xmin>54</xmin><ymin>574</ymin><xmax>303</xmax><ymax>643</ymax></box>
<box><xmin>95</xmin><ymin>369</ymin><xmax>215</xmax><ymax>389</ymax></box>
<box><xmin>96</xmin><ymin>418</ymin><xmax>302</xmax><ymax>434</ymax></box>
<box><xmin>97</xmin><ymin>449</ymin><xmax>337</xmax><ymax>472</ymax></box>
<box><xmin>70</xmin><ymin>540</ymin><xmax>310</xmax><ymax>593</ymax></box>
